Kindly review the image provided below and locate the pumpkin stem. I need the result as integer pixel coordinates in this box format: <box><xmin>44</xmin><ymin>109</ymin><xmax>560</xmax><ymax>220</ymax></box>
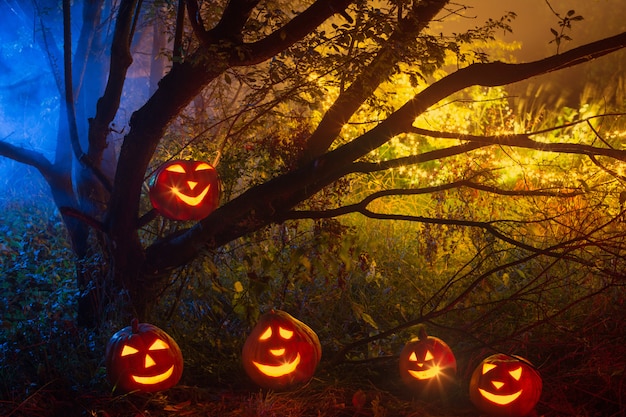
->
<box><xmin>131</xmin><ymin>318</ymin><xmax>139</xmax><ymax>334</ymax></box>
<box><xmin>417</xmin><ymin>325</ymin><xmax>428</xmax><ymax>341</ymax></box>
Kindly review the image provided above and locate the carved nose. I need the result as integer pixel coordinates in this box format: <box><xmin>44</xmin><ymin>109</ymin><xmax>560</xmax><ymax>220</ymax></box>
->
<box><xmin>187</xmin><ymin>180</ymin><xmax>198</xmax><ymax>190</ymax></box>
<box><xmin>491</xmin><ymin>380</ymin><xmax>504</xmax><ymax>390</ymax></box>
<box><xmin>270</xmin><ymin>348</ymin><xmax>285</xmax><ymax>357</ymax></box>
<box><xmin>145</xmin><ymin>354</ymin><xmax>156</xmax><ymax>368</ymax></box>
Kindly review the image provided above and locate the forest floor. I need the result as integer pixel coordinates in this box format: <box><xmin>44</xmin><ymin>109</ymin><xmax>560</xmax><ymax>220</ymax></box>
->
<box><xmin>3</xmin><ymin>355</ymin><xmax>623</xmax><ymax>417</ymax></box>
<box><xmin>0</xmin><ymin>378</ymin><xmax>508</xmax><ymax>417</ymax></box>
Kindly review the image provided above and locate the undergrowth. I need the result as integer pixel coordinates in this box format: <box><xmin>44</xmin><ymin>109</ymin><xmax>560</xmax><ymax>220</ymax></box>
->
<box><xmin>1</xmin><ymin>193</ymin><xmax>625</xmax><ymax>416</ymax></box>
<box><xmin>2</xmin><ymin>106</ymin><xmax>626</xmax><ymax>415</ymax></box>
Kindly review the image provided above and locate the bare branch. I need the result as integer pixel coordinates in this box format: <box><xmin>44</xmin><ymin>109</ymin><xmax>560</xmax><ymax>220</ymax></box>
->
<box><xmin>351</xmin><ymin>142</ymin><xmax>487</xmax><ymax>173</ymax></box>
<box><xmin>88</xmin><ymin>0</ymin><xmax>137</xmax><ymax>170</ymax></box>
<box><xmin>32</xmin><ymin>0</ymin><xmax>63</xmax><ymax>97</ymax></box>
<box><xmin>59</xmin><ymin>206</ymin><xmax>105</xmax><ymax>232</ymax></box>
<box><xmin>301</xmin><ymin>0</ymin><xmax>450</xmax><ymax>160</ymax></box>
<box><xmin>588</xmin><ymin>155</ymin><xmax>626</xmax><ymax>183</ymax></box>
<box><xmin>211</xmin><ymin>0</ymin><xmax>260</xmax><ymax>41</ymax></box>
<box><xmin>280</xmin><ymin>179</ymin><xmax>593</xmax><ymax>256</ymax></box>
<box><xmin>409</xmin><ymin>126</ymin><xmax>626</xmax><ymax>162</ymax></box>
<box><xmin>231</xmin><ymin>0</ymin><xmax>355</xmax><ymax>66</ymax></box>
<box><xmin>62</xmin><ymin>0</ymin><xmax>84</xmax><ymax>168</ymax></box>
<box><xmin>329</xmin><ymin>249</ymin><xmax>542</xmax><ymax>364</ymax></box>
<box><xmin>0</xmin><ymin>139</ymin><xmax>55</xmax><ymax>181</ymax></box>
<box><xmin>185</xmin><ymin>0</ymin><xmax>208</xmax><ymax>45</ymax></box>
<box><xmin>324</xmin><ymin>31</ymin><xmax>626</xmax><ymax>167</ymax></box>
<box><xmin>284</xmin><ymin>179</ymin><xmax>583</xmax><ymax>219</ymax></box>
<box><xmin>173</xmin><ymin>0</ymin><xmax>186</xmax><ymax>62</ymax></box>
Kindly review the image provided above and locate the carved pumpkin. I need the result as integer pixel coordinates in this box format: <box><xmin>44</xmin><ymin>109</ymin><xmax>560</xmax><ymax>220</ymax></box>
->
<box><xmin>398</xmin><ymin>327</ymin><xmax>457</xmax><ymax>393</ymax></box>
<box><xmin>105</xmin><ymin>319</ymin><xmax>183</xmax><ymax>393</ymax></box>
<box><xmin>469</xmin><ymin>353</ymin><xmax>542</xmax><ymax>417</ymax></box>
<box><xmin>242</xmin><ymin>309</ymin><xmax>321</xmax><ymax>390</ymax></box>
<box><xmin>148</xmin><ymin>160</ymin><xmax>220</xmax><ymax>221</ymax></box>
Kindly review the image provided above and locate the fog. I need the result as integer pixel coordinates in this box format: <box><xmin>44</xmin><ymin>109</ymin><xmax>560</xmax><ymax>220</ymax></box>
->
<box><xmin>449</xmin><ymin>0</ymin><xmax>626</xmax><ymax>59</ymax></box>
<box><xmin>0</xmin><ymin>1</ymin><xmax>64</xmax><ymax>206</ymax></box>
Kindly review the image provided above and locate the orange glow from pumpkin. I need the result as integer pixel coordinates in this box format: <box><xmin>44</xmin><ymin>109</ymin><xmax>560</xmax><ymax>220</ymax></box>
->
<box><xmin>252</xmin><ymin>325</ymin><xmax>300</xmax><ymax>377</ymax></box>
<box><xmin>478</xmin><ymin>364</ymin><xmax>524</xmax><ymax>405</ymax></box>
<box><xmin>149</xmin><ymin>160</ymin><xmax>220</xmax><ymax>221</ymax></box>
<box><xmin>252</xmin><ymin>353</ymin><xmax>302</xmax><ymax>377</ymax></box>
<box><xmin>170</xmin><ymin>184</ymin><xmax>211</xmax><ymax>206</ymax></box>
<box><xmin>165</xmin><ymin>163</ymin><xmax>213</xmax><ymax>206</ymax></box>
<box><xmin>131</xmin><ymin>365</ymin><xmax>175</xmax><ymax>385</ymax></box>
<box><xmin>407</xmin><ymin>350</ymin><xmax>443</xmax><ymax>380</ymax></box>
<box><xmin>119</xmin><ymin>338</ymin><xmax>175</xmax><ymax>386</ymax></box>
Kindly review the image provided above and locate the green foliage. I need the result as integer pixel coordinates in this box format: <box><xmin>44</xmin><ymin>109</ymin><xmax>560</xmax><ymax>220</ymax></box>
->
<box><xmin>0</xmin><ymin>193</ymin><xmax>110</xmax><ymax>400</ymax></box>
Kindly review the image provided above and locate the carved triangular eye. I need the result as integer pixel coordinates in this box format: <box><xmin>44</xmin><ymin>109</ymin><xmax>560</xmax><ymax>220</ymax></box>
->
<box><xmin>279</xmin><ymin>326</ymin><xmax>294</xmax><ymax>339</ymax></box>
<box><xmin>165</xmin><ymin>164</ymin><xmax>186</xmax><ymax>173</ymax></box>
<box><xmin>482</xmin><ymin>363</ymin><xmax>497</xmax><ymax>374</ymax></box>
<box><xmin>424</xmin><ymin>350</ymin><xmax>434</xmax><ymax>361</ymax></box>
<box><xmin>408</xmin><ymin>351</ymin><xmax>418</xmax><ymax>362</ymax></box>
<box><xmin>195</xmin><ymin>163</ymin><xmax>213</xmax><ymax>171</ymax></box>
<box><xmin>149</xmin><ymin>339</ymin><xmax>170</xmax><ymax>351</ymax></box>
<box><xmin>509</xmin><ymin>366</ymin><xmax>522</xmax><ymax>380</ymax></box>
<box><xmin>259</xmin><ymin>326</ymin><xmax>272</xmax><ymax>340</ymax></box>
<box><xmin>121</xmin><ymin>345</ymin><xmax>139</xmax><ymax>356</ymax></box>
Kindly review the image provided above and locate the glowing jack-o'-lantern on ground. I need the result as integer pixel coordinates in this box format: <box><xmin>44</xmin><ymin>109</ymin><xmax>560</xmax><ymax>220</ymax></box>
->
<box><xmin>105</xmin><ymin>319</ymin><xmax>183</xmax><ymax>393</ymax></box>
<box><xmin>149</xmin><ymin>160</ymin><xmax>220</xmax><ymax>221</ymax></box>
<box><xmin>398</xmin><ymin>327</ymin><xmax>457</xmax><ymax>394</ymax></box>
<box><xmin>242</xmin><ymin>309</ymin><xmax>321</xmax><ymax>390</ymax></box>
<box><xmin>469</xmin><ymin>353</ymin><xmax>542</xmax><ymax>417</ymax></box>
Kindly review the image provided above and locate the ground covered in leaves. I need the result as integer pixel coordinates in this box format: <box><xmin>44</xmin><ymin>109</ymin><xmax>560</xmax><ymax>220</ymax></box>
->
<box><xmin>3</xmin><ymin>344</ymin><xmax>625</xmax><ymax>417</ymax></box>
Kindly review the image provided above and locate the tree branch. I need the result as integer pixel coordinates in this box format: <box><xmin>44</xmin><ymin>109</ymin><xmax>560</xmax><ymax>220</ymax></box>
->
<box><xmin>329</xmin><ymin>249</ymin><xmax>542</xmax><ymax>364</ymax></box>
<box><xmin>33</xmin><ymin>1</ymin><xmax>63</xmax><ymax>97</ymax></box>
<box><xmin>280</xmin><ymin>181</ymin><xmax>584</xmax><ymax>255</ymax></box>
<box><xmin>301</xmin><ymin>0</ymin><xmax>450</xmax><ymax>160</ymax></box>
<box><xmin>408</xmin><ymin>126</ymin><xmax>626</xmax><ymax>162</ymax></box>
<box><xmin>87</xmin><ymin>0</ymin><xmax>137</xmax><ymax>175</ymax></box>
<box><xmin>282</xmin><ymin>179</ymin><xmax>584</xmax><ymax>220</ymax></box>
<box><xmin>211</xmin><ymin>0</ymin><xmax>260</xmax><ymax>41</ymax></box>
<box><xmin>62</xmin><ymin>0</ymin><xmax>84</xmax><ymax>168</ymax></box>
<box><xmin>350</xmin><ymin>142</ymin><xmax>487</xmax><ymax>173</ymax></box>
<box><xmin>173</xmin><ymin>0</ymin><xmax>186</xmax><ymax>63</ymax></box>
<box><xmin>71</xmin><ymin>0</ymin><xmax>103</xmax><ymax>101</ymax></box>
<box><xmin>322</xmin><ymin>31</ymin><xmax>626</xmax><ymax>168</ymax></box>
<box><xmin>229</xmin><ymin>0</ymin><xmax>355</xmax><ymax>66</ymax></box>
<box><xmin>59</xmin><ymin>206</ymin><xmax>105</xmax><ymax>232</ymax></box>
<box><xmin>185</xmin><ymin>0</ymin><xmax>208</xmax><ymax>44</ymax></box>
<box><xmin>0</xmin><ymin>139</ymin><xmax>55</xmax><ymax>181</ymax></box>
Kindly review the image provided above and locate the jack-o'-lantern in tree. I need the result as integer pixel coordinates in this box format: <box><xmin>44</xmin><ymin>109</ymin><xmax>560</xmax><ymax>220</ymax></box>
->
<box><xmin>106</xmin><ymin>319</ymin><xmax>183</xmax><ymax>393</ymax></box>
<box><xmin>469</xmin><ymin>353</ymin><xmax>542</xmax><ymax>417</ymax></box>
<box><xmin>242</xmin><ymin>309</ymin><xmax>322</xmax><ymax>390</ymax></box>
<box><xmin>398</xmin><ymin>327</ymin><xmax>457</xmax><ymax>394</ymax></box>
<box><xmin>149</xmin><ymin>160</ymin><xmax>220</xmax><ymax>221</ymax></box>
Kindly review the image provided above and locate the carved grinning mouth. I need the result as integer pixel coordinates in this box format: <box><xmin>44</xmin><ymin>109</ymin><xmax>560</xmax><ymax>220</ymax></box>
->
<box><xmin>478</xmin><ymin>388</ymin><xmax>523</xmax><ymax>405</ymax></box>
<box><xmin>252</xmin><ymin>353</ymin><xmax>301</xmax><ymax>377</ymax></box>
<box><xmin>171</xmin><ymin>184</ymin><xmax>211</xmax><ymax>206</ymax></box>
<box><xmin>131</xmin><ymin>364</ymin><xmax>175</xmax><ymax>385</ymax></box>
<box><xmin>408</xmin><ymin>365</ymin><xmax>441</xmax><ymax>380</ymax></box>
